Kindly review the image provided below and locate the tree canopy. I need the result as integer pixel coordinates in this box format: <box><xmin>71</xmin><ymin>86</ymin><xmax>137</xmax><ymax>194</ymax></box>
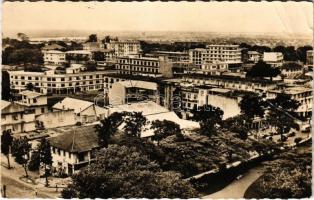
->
<box><xmin>61</xmin><ymin>145</ymin><xmax>198</xmax><ymax>198</ymax></box>
<box><xmin>246</xmin><ymin>61</ymin><xmax>280</xmax><ymax>79</ymax></box>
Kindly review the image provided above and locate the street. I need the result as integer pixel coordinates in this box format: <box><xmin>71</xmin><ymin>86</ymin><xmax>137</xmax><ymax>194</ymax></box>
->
<box><xmin>1</xmin><ymin>155</ymin><xmax>60</xmax><ymax>198</ymax></box>
<box><xmin>202</xmin><ymin>165</ymin><xmax>265</xmax><ymax>199</ymax></box>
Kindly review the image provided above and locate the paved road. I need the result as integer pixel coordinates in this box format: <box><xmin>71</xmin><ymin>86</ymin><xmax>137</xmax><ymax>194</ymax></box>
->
<box><xmin>202</xmin><ymin>165</ymin><xmax>264</xmax><ymax>199</ymax></box>
<box><xmin>1</xmin><ymin>155</ymin><xmax>59</xmax><ymax>198</ymax></box>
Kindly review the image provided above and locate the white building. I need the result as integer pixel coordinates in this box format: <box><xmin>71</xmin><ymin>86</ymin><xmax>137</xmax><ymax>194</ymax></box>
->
<box><xmin>17</xmin><ymin>90</ymin><xmax>48</xmax><ymax>116</ymax></box>
<box><xmin>107</xmin><ymin>40</ymin><xmax>141</xmax><ymax>56</ymax></box>
<box><xmin>44</xmin><ymin>50</ymin><xmax>66</xmax><ymax>66</ymax></box>
<box><xmin>8</xmin><ymin>68</ymin><xmax>115</xmax><ymax>94</ymax></box>
<box><xmin>263</xmin><ymin>52</ymin><xmax>284</xmax><ymax>67</ymax></box>
<box><xmin>1</xmin><ymin>100</ymin><xmax>36</xmax><ymax>133</ymax></box>
<box><xmin>82</xmin><ymin>42</ymin><xmax>104</xmax><ymax>51</ymax></box>
<box><xmin>49</xmin><ymin>125</ymin><xmax>99</xmax><ymax>176</ymax></box>
<box><xmin>189</xmin><ymin>44</ymin><xmax>242</xmax><ymax>68</ymax></box>
<box><xmin>52</xmin><ymin>97</ymin><xmax>107</xmax><ymax>124</ymax></box>
<box><xmin>108</xmin><ymin>80</ymin><xmax>159</xmax><ymax>105</ymax></box>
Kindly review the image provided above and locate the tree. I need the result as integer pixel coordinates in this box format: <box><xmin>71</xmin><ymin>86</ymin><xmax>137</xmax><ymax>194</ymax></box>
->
<box><xmin>1</xmin><ymin>71</ymin><xmax>11</xmax><ymax>101</ymax></box>
<box><xmin>190</xmin><ymin>105</ymin><xmax>224</xmax><ymax>137</ymax></box>
<box><xmin>11</xmin><ymin>137</ymin><xmax>31</xmax><ymax>177</ymax></box>
<box><xmin>124</xmin><ymin>112</ymin><xmax>147</xmax><ymax>137</ymax></box>
<box><xmin>246</xmin><ymin>61</ymin><xmax>280</xmax><ymax>80</ymax></box>
<box><xmin>28</xmin><ymin>149</ymin><xmax>40</xmax><ymax>171</ymax></box>
<box><xmin>296</xmin><ymin>46</ymin><xmax>313</xmax><ymax>63</ymax></box>
<box><xmin>239</xmin><ymin>94</ymin><xmax>265</xmax><ymax>121</ymax></box>
<box><xmin>61</xmin><ymin>145</ymin><xmax>198</xmax><ymax>198</ymax></box>
<box><xmin>17</xmin><ymin>33</ymin><xmax>29</xmax><ymax>42</ymax></box>
<box><xmin>92</xmin><ymin>51</ymin><xmax>105</xmax><ymax>61</ymax></box>
<box><xmin>222</xmin><ymin>115</ymin><xmax>249</xmax><ymax>140</ymax></box>
<box><xmin>1</xmin><ymin>130</ymin><xmax>13</xmax><ymax>169</ymax></box>
<box><xmin>96</xmin><ymin>112</ymin><xmax>124</xmax><ymax>147</ymax></box>
<box><xmin>151</xmin><ymin>120</ymin><xmax>182</xmax><ymax>145</ymax></box>
<box><xmin>86</xmin><ymin>34</ymin><xmax>97</xmax><ymax>42</ymax></box>
<box><xmin>101</xmin><ymin>36</ymin><xmax>111</xmax><ymax>44</ymax></box>
<box><xmin>85</xmin><ymin>61</ymin><xmax>97</xmax><ymax>71</ymax></box>
<box><xmin>38</xmin><ymin>138</ymin><xmax>53</xmax><ymax>186</ymax></box>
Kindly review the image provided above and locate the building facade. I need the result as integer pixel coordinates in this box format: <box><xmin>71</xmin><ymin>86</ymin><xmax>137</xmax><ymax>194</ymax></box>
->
<box><xmin>263</xmin><ymin>52</ymin><xmax>284</xmax><ymax>67</ymax></box>
<box><xmin>189</xmin><ymin>44</ymin><xmax>242</xmax><ymax>68</ymax></box>
<box><xmin>107</xmin><ymin>40</ymin><xmax>142</xmax><ymax>56</ymax></box>
<box><xmin>44</xmin><ymin>50</ymin><xmax>66</xmax><ymax>66</ymax></box>
<box><xmin>9</xmin><ymin>69</ymin><xmax>115</xmax><ymax>94</ymax></box>
<box><xmin>1</xmin><ymin>100</ymin><xmax>36</xmax><ymax>133</ymax></box>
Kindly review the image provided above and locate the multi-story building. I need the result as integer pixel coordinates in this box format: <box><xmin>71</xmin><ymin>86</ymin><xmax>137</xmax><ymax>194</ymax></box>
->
<box><xmin>44</xmin><ymin>50</ymin><xmax>66</xmax><ymax>66</ymax></box>
<box><xmin>281</xmin><ymin>62</ymin><xmax>303</xmax><ymax>78</ymax></box>
<box><xmin>49</xmin><ymin>125</ymin><xmax>99</xmax><ymax>176</ymax></box>
<box><xmin>16</xmin><ymin>90</ymin><xmax>48</xmax><ymax>116</ymax></box>
<box><xmin>42</xmin><ymin>44</ymin><xmax>66</xmax><ymax>52</ymax></box>
<box><xmin>114</xmin><ymin>56</ymin><xmax>173</xmax><ymax>78</ymax></box>
<box><xmin>1</xmin><ymin>100</ymin><xmax>36</xmax><ymax>133</ymax></box>
<box><xmin>181</xmin><ymin>74</ymin><xmax>278</xmax><ymax>93</ymax></box>
<box><xmin>306</xmin><ymin>50</ymin><xmax>313</xmax><ymax>69</ymax></box>
<box><xmin>267</xmin><ymin>86</ymin><xmax>312</xmax><ymax>118</ymax></box>
<box><xmin>107</xmin><ymin>40</ymin><xmax>141</xmax><ymax>56</ymax></box>
<box><xmin>145</xmin><ymin>51</ymin><xmax>189</xmax><ymax>62</ymax></box>
<box><xmin>8</xmin><ymin>68</ymin><xmax>115</xmax><ymax>94</ymax></box>
<box><xmin>189</xmin><ymin>44</ymin><xmax>242</xmax><ymax>68</ymax></box>
<box><xmin>247</xmin><ymin>51</ymin><xmax>262</xmax><ymax>63</ymax></box>
<box><xmin>108</xmin><ymin>80</ymin><xmax>159</xmax><ymax>106</ymax></box>
<box><xmin>82</xmin><ymin>42</ymin><xmax>104</xmax><ymax>51</ymax></box>
<box><xmin>263</xmin><ymin>52</ymin><xmax>284</xmax><ymax>67</ymax></box>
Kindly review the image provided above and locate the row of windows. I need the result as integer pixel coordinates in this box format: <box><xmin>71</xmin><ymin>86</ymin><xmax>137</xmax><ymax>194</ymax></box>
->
<box><xmin>118</xmin><ymin>59</ymin><xmax>159</xmax><ymax>66</ymax></box>
<box><xmin>116</xmin><ymin>65</ymin><xmax>159</xmax><ymax>73</ymax></box>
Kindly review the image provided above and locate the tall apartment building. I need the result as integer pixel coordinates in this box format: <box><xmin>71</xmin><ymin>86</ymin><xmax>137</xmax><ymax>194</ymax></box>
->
<box><xmin>8</xmin><ymin>68</ymin><xmax>115</xmax><ymax>95</ymax></box>
<box><xmin>189</xmin><ymin>44</ymin><xmax>242</xmax><ymax>68</ymax></box>
<box><xmin>107</xmin><ymin>40</ymin><xmax>141</xmax><ymax>56</ymax></box>
<box><xmin>114</xmin><ymin>56</ymin><xmax>173</xmax><ymax>78</ymax></box>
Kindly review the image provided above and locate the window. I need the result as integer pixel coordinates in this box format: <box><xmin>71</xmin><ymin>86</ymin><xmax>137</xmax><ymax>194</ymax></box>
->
<box><xmin>47</xmin><ymin>78</ymin><xmax>51</xmax><ymax>81</ymax></box>
<box><xmin>63</xmin><ymin>151</ymin><xmax>66</xmax><ymax>156</ymax></box>
<box><xmin>33</xmin><ymin>99</ymin><xmax>37</xmax><ymax>103</ymax></box>
<box><xmin>61</xmin><ymin>78</ymin><xmax>65</xmax><ymax>81</ymax></box>
<box><xmin>57</xmin><ymin>149</ymin><xmax>61</xmax><ymax>155</ymax></box>
<box><xmin>28</xmin><ymin>77</ymin><xmax>32</xmax><ymax>80</ymax></box>
<box><xmin>69</xmin><ymin>153</ymin><xmax>71</xmax><ymax>158</ymax></box>
<box><xmin>52</xmin><ymin>147</ymin><xmax>56</xmax><ymax>154</ymax></box>
<box><xmin>41</xmin><ymin>107</ymin><xmax>45</xmax><ymax>113</ymax></box>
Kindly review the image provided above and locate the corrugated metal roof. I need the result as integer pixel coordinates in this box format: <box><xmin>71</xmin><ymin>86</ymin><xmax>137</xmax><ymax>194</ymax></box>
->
<box><xmin>53</xmin><ymin>97</ymin><xmax>94</xmax><ymax>114</ymax></box>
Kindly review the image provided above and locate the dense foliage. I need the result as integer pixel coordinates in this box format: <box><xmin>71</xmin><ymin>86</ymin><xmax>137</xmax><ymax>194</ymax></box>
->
<box><xmin>248</xmin><ymin>150</ymin><xmax>311</xmax><ymax>198</ymax></box>
<box><xmin>61</xmin><ymin>145</ymin><xmax>198</xmax><ymax>198</ymax></box>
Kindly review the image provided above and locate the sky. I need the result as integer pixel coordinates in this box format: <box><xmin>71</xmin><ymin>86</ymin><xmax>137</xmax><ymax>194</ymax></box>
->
<box><xmin>2</xmin><ymin>1</ymin><xmax>313</xmax><ymax>37</ymax></box>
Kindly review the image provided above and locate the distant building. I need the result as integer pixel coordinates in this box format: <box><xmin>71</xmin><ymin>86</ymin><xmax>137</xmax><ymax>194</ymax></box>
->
<box><xmin>52</xmin><ymin>97</ymin><xmax>107</xmax><ymax>124</ymax></box>
<box><xmin>189</xmin><ymin>44</ymin><xmax>242</xmax><ymax>68</ymax></box>
<box><xmin>42</xmin><ymin>44</ymin><xmax>66</xmax><ymax>52</ymax></box>
<box><xmin>114</xmin><ymin>56</ymin><xmax>173</xmax><ymax>78</ymax></box>
<box><xmin>1</xmin><ymin>100</ymin><xmax>36</xmax><ymax>133</ymax></box>
<box><xmin>263</xmin><ymin>52</ymin><xmax>283</xmax><ymax>67</ymax></box>
<box><xmin>107</xmin><ymin>40</ymin><xmax>141</xmax><ymax>56</ymax></box>
<box><xmin>108</xmin><ymin>80</ymin><xmax>159</xmax><ymax>105</ymax></box>
<box><xmin>281</xmin><ymin>62</ymin><xmax>303</xmax><ymax>78</ymax></box>
<box><xmin>82</xmin><ymin>42</ymin><xmax>104</xmax><ymax>51</ymax></box>
<box><xmin>306</xmin><ymin>50</ymin><xmax>313</xmax><ymax>66</ymax></box>
<box><xmin>49</xmin><ymin>126</ymin><xmax>99</xmax><ymax>176</ymax></box>
<box><xmin>145</xmin><ymin>51</ymin><xmax>189</xmax><ymax>62</ymax></box>
<box><xmin>247</xmin><ymin>51</ymin><xmax>262</xmax><ymax>63</ymax></box>
<box><xmin>43</xmin><ymin>50</ymin><xmax>66</xmax><ymax>66</ymax></box>
<box><xmin>16</xmin><ymin>90</ymin><xmax>48</xmax><ymax>116</ymax></box>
